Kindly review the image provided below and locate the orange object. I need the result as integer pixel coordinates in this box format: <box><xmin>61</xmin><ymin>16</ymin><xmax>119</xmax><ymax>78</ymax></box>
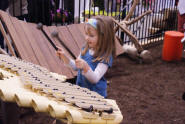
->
<box><xmin>162</xmin><ymin>31</ymin><xmax>184</xmax><ymax>61</ymax></box>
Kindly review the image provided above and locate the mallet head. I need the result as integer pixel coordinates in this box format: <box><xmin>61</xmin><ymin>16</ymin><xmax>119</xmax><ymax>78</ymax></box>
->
<box><xmin>51</xmin><ymin>31</ymin><xmax>59</xmax><ymax>38</ymax></box>
<box><xmin>37</xmin><ymin>23</ymin><xmax>43</xmax><ymax>30</ymax></box>
<box><xmin>140</xmin><ymin>50</ymin><xmax>153</xmax><ymax>63</ymax></box>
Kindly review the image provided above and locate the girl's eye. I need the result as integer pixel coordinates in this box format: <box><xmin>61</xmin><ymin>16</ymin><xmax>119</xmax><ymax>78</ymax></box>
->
<box><xmin>85</xmin><ymin>32</ymin><xmax>93</xmax><ymax>37</ymax></box>
<box><xmin>85</xmin><ymin>33</ymin><xmax>94</xmax><ymax>37</ymax></box>
<box><xmin>89</xmin><ymin>34</ymin><xmax>94</xmax><ymax>37</ymax></box>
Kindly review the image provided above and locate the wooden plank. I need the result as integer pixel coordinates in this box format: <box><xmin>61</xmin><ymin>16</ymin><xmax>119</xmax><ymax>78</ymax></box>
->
<box><xmin>37</xmin><ymin>25</ymin><xmax>62</xmax><ymax>74</ymax></box>
<box><xmin>67</xmin><ymin>24</ymin><xmax>86</xmax><ymax>50</ymax></box>
<box><xmin>28</xmin><ymin>23</ymin><xmax>74</xmax><ymax>78</ymax></box>
<box><xmin>11</xmin><ymin>17</ymin><xmax>39</xmax><ymax>65</ymax></box>
<box><xmin>76</xmin><ymin>23</ymin><xmax>86</xmax><ymax>36</ymax></box>
<box><xmin>47</xmin><ymin>26</ymin><xmax>74</xmax><ymax>59</ymax></box>
<box><xmin>57</xmin><ymin>26</ymin><xmax>80</xmax><ymax>58</ymax></box>
<box><xmin>0</xmin><ymin>19</ymin><xmax>16</xmax><ymax>56</ymax></box>
<box><xmin>19</xmin><ymin>22</ymin><xmax>50</xmax><ymax>68</ymax></box>
<box><xmin>43</xmin><ymin>25</ymin><xmax>74</xmax><ymax>78</ymax></box>
<box><xmin>28</xmin><ymin>23</ymin><xmax>58</xmax><ymax>72</ymax></box>
<box><xmin>0</xmin><ymin>10</ymin><xmax>26</xmax><ymax>59</ymax></box>
<box><xmin>47</xmin><ymin>26</ymin><xmax>76</xmax><ymax>77</ymax></box>
<box><xmin>45</xmin><ymin>26</ymin><xmax>75</xmax><ymax>78</ymax></box>
<box><xmin>0</xmin><ymin>10</ymin><xmax>74</xmax><ymax>78</ymax></box>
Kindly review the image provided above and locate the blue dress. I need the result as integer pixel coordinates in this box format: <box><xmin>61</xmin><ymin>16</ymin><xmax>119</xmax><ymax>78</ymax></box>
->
<box><xmin>76</xmin><ymin>49</ymin><xmax>113</xmax><ymax>98</ymax></box>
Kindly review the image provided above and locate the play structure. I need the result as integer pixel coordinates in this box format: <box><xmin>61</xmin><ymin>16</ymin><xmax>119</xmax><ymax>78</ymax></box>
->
<box><xmin>113</xmin><ymin>0</ymin><xmax>153</xmax><ymax>63</ymax></box>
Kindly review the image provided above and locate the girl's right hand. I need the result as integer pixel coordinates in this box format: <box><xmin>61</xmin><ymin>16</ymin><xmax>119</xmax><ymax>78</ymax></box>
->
<box><xmin>56</xmin><ymin>46</ymin><xmax>65</xmax><ymax>59</ymax></box>
<box><xmin>56</xmin><ymin>46</ymin><xmax>70</xmax><ymax>64</ymax></box>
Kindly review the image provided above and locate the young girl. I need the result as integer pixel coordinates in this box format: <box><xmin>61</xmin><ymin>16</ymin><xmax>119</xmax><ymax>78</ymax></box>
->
<box><xmin>56</xmin><ymin>15</ymin><xmax>116</xmax><ymax>98</ymax></box>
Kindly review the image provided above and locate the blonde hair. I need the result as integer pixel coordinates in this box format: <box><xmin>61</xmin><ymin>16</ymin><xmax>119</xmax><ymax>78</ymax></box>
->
<box><xmin>82</xmin><ymin>15</ymin><xmax>116</xmax><ymax>63</ymax></box>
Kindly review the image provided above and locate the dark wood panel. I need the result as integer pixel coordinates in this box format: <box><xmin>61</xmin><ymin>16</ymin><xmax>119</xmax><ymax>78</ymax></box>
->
<box><xmin>57</xmin><ymin>26</ymin><xmax>80</xmax><ymax>58</ymax></box>
<box><xmin>43</xmin><ymin>26</ymin><xmax>74</xmax><ymax>78</ymax></box>
<box><xmin>21</xmin><ymin>22</ymin><xmax>51</xmax><ymax>69</ymax></box>
<box><xmin>28</xmin><ymin>23</ymin><xmax>57</xmax><ymax>72</ymax></box>
<box><xmin>47</xmin><ymin>26</ymin><xmax>74</xmax><ymax>59</ymax></box>
<box><xmin>67</xmin><ymin>24</ymin><xmax>86</xmax><ymax>50</ymax></box>
<box><xmin>76</xmin><ymin>23</ymin><xmax>86</xmax><ymax>36</ymax></box>
<box><xmin>11</xmin><ymin>17</ymin><xmax>39</xmax><ymax>65</ymax></box>
<box><xmin>0</xmin><ymin>10</ymin><xmax>26</xmax><ymax>59</ymax></box>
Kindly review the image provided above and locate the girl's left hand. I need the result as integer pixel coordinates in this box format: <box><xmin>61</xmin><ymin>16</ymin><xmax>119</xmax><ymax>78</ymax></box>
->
<box><xmin>75</xmin><ymin>58</ymin><xmax>89</xmax><ymax>73</ymax></box>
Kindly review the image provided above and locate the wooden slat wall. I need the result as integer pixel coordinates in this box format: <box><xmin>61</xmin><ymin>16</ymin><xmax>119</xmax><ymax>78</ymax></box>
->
<box><xmin>0</xmin><ymin>11</ymin><xmax>26</xmax><ymax>59</ymax></box>
<box><xmin>42</xmin><ymin>25</ymin><xmax>74</xmax><ymax>76</ymax></box>
<box><xmin>0</xmin><ymin>10</ymin><xmax>124</xmax><ymax>79</ymax></box>
<box><xmin>0</xmin><ymin>10</ymin><xmax>74</xmax><ymax>78</ymax></box>
<box><xmin>13</xmin><ymin>19</ymin><xmax>39</xmax><ymax>65</ymax></box>
<box><xmin>57</xmin><ymin>26</ymin><xmax>80</xmax><ymax>58</ymax></box>
<box><xmin>46</xmin><ymin>26</ymin><xmax>77</xmax><ymax>76</ymax></box>
<box><xmin>67</xmin><ymin>24</ymin><xmax>86</xmax><ymax>49</ymax></box>
<box><xmin>25</xmin><ymin>23</ymin><xmax>50</xmax><ymax>68</ymax></box>
<box><xmin>26</xmin><ymin>23</ymin><xmax>74</xmax><ymax>78</ymax></box>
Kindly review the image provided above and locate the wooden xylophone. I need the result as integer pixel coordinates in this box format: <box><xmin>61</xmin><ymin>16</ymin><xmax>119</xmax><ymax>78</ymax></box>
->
<box><xmin>0</xmin><ymin>54</ymin><xmax>123</xmax><ymax>124</ymax></box>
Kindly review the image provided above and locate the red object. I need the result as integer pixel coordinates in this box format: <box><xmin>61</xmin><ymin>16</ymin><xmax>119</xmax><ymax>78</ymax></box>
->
<box><xmin>162</xmin><ymin>31</ymin><xmax>184</xmax><ymax>61</ymax></box>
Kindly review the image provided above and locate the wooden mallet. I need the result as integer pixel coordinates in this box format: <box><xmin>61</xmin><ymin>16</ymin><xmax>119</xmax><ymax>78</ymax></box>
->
<box><xmin>37</xmin><ymin>23</ymin><xmax>58</xmax><ymax>50</ymax></box>
<box><xmin>51</xmin><ymin>31</ymin><xmax>76</xmax><ymax>59</ymax></box>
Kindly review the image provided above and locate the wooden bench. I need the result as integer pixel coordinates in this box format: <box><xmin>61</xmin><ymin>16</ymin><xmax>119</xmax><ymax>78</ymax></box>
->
<box><xmin>0</xmin><ymin>10</ymin><xmax>123</xmax><ymax>79</ymax></box>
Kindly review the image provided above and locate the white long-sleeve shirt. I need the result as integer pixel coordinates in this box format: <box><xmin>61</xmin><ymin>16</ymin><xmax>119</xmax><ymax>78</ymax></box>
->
<box><xmin>68</xmin><ymin>49</ymin><xmax>108</xmax><ymax>84</ymax></box>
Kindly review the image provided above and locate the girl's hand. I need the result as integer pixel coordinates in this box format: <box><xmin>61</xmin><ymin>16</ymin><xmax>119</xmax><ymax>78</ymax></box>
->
<box><xmin>56</xmin><ymin>46</ymin><xmax>65</xmax><ymax>58</ymax></box>
<box><xmin>56</xmin><ymin>46</ymin><xmax>69</xmax><ymax>64</ymax></box>
<box><xmin>75</xmin><ymin>58</ymin><xmax>90</xmax><ymax>73</ymax></box>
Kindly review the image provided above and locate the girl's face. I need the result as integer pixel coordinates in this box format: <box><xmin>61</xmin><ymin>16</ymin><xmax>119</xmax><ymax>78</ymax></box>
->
<box><xmin>84</xmin><ymin>25</ymin><xmax>98</xmax><ymax>49</ymax></box>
